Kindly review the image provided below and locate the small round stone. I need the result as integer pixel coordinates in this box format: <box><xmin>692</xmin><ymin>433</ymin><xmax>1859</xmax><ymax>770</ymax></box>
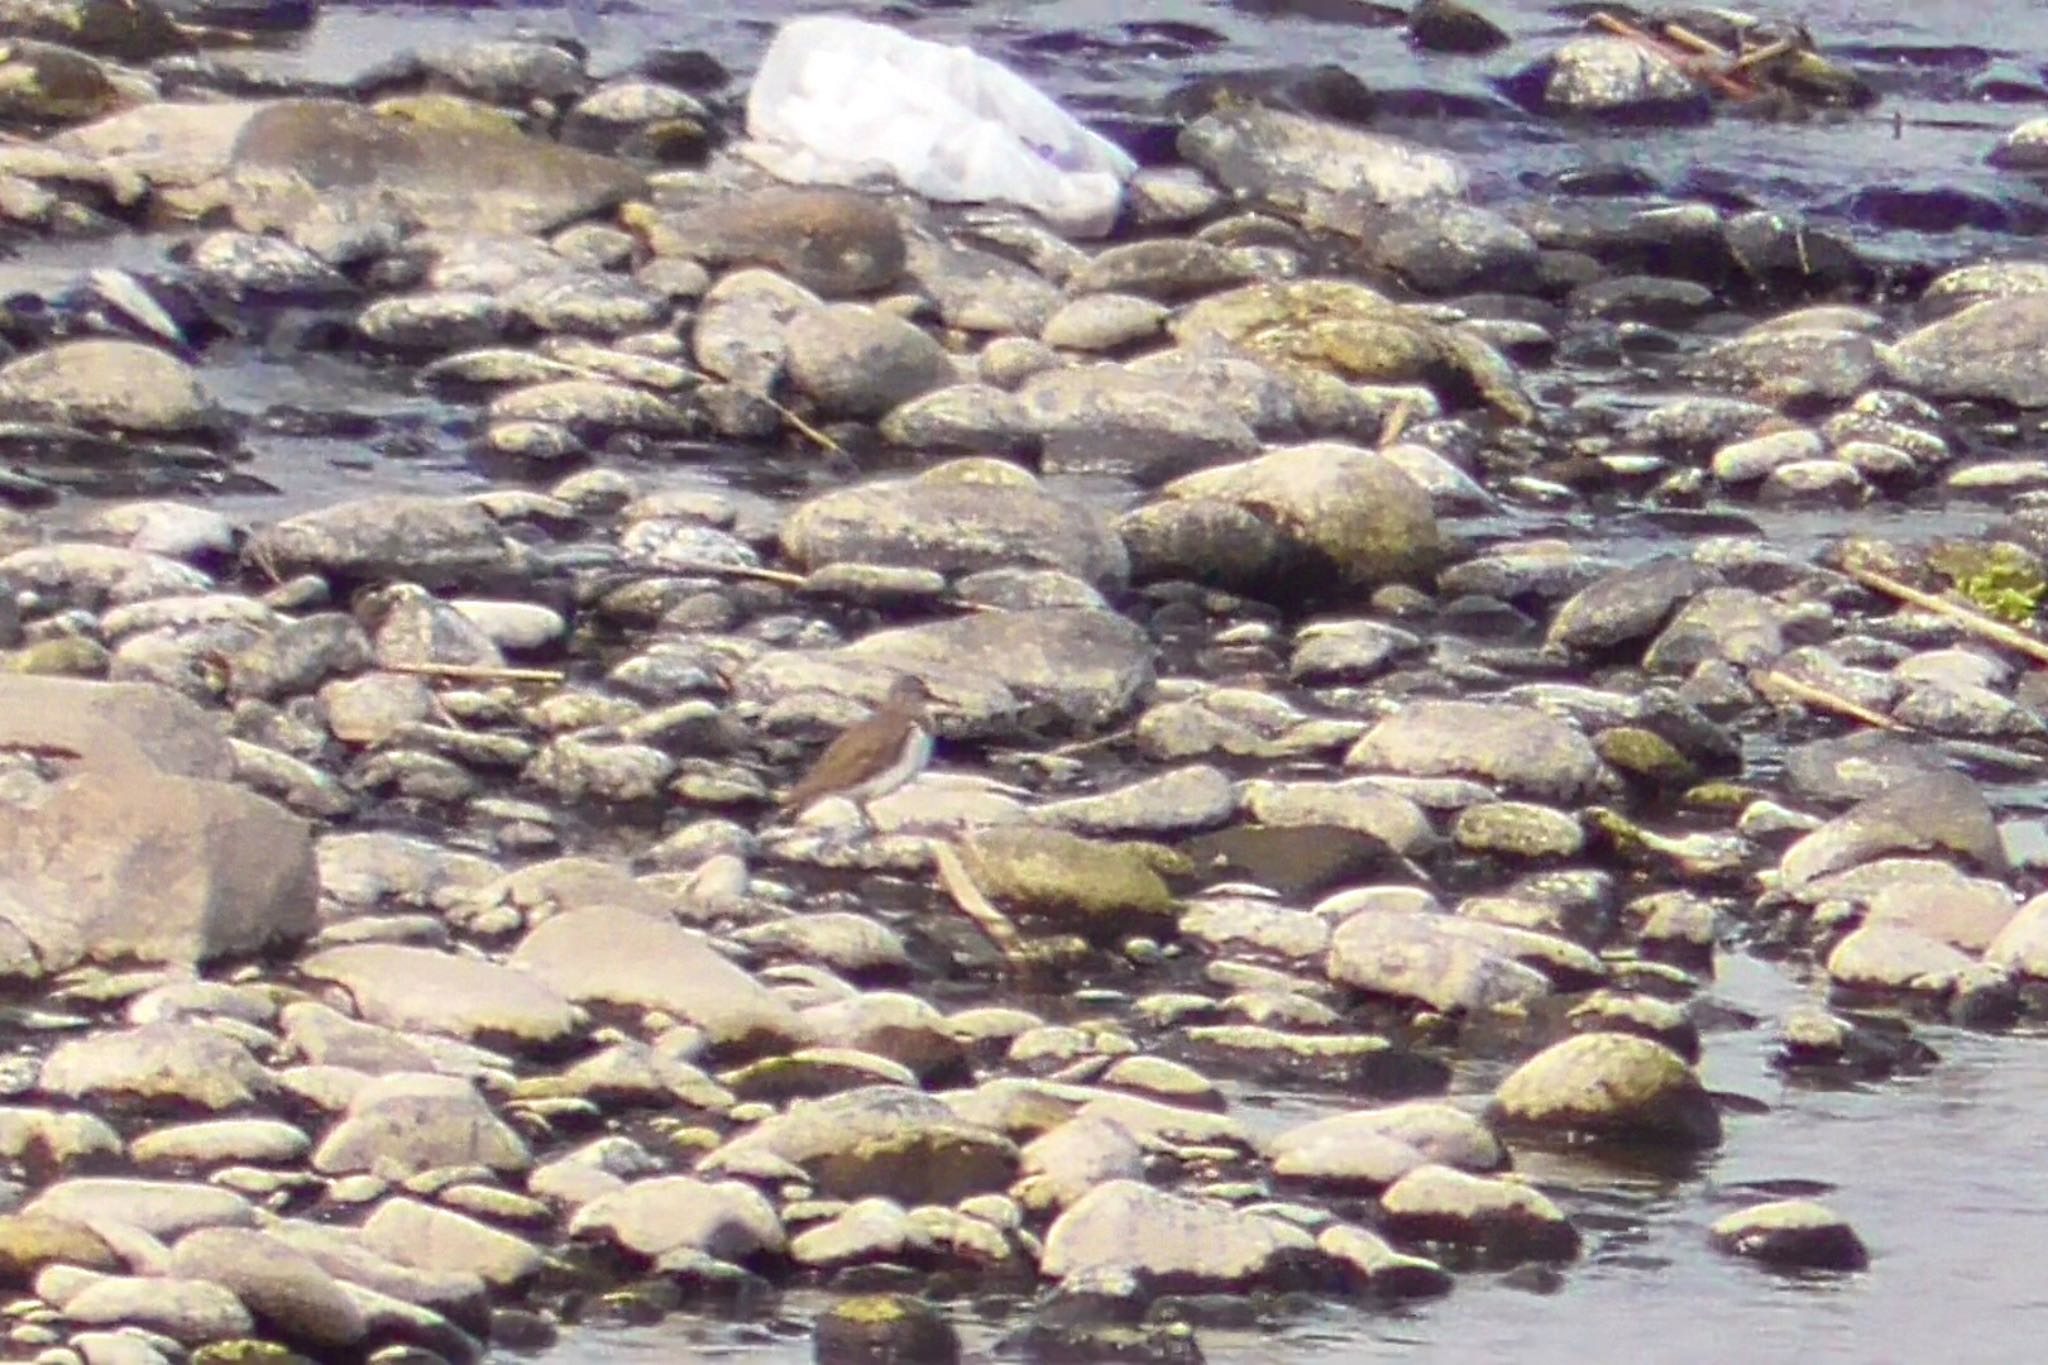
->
<box><xmin>1708</xmin><ymin>1200</ymin><xmax>1868</xmax><ymax>1271</ymax></box>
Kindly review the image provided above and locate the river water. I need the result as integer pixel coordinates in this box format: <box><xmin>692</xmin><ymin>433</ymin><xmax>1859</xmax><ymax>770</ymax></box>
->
<box><xmin>79</xmin><ymin>0</ymin><xmax>2048</xmax><ymax>1358</ymax></box>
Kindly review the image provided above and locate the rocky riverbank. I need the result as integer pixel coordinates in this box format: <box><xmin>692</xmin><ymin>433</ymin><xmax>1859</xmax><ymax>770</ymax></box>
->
<box><xmin>0</xmin><ymin>1</ymin><xmax>2046</xmax><ymax>1363</ymax></box>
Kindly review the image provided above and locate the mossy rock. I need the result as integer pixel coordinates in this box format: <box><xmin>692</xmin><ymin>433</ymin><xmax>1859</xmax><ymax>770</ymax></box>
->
<box><xmin>1594</xmin><ymin>726</ymin><xmax>1698</xmax><ymax>786</ymax></box>
<box><xmin>961</xmin><ymin>827</ymin><xmax>1176</xmax><ymax>939</ymax></box>
<box><xmin>0</xmin><ymin>1214</ymin><xmax>117</xmax><ymax>1286</ymax></box>
<box><xmin>1926</xmin><ymin>539</ymin><xmax>2046</xmax><ymax>626</ymax></box>
<box><xmin>191</xmin><ymin>1343</ymin><xmax>315</xmax><ymax>1365</ymax></box>
<box><xmin>814</xmin><ymin>1293</ymin><xmax>960</xmax><ymax>1364</ymax></box>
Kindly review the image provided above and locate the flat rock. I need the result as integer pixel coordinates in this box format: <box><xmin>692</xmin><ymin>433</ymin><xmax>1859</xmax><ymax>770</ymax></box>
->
<box><xmin>1178</xmin><ymin>104</ymin><xmax>1465</xmax><ymax>209</ymax></box>
<box><xmin>0</xmin><ymin>340</ymin><xmax>218</xmax><ymax>435</ymax></box>
<box><xmin>1269</xmin><ymin>1102</ymin><xmax>1505</xmax><ymax>1191</ymax></box>
<box><xmin>361</xmin><ymin>1198</ymin><xmax>542</xmax><ymax>1289</ymax></box>
<box><xmin>27</xmin><ymin>1179</ymin><xmax>254</xmax><ymax>1239</ymax></box>
<box><xmin>1378</xmin><ymin>1164</ymin><xmax>1579</xmax><ymax>1263</ymax></box>
<box><xmin>959</xmin><ymin>827</ymin><xmax>1176</xmax><ymax>940</ymax></box>
<box><xmin>635</xmin><ymin>187</ymin><xmax>905</xmax><ymax>297</ymax></box>
<box><xmin>567</xmin><ymin>1176</ymin><xmax>784</xmax><ymax>1262</ymax></box>
<box><xmin>310</xmin><ymin>1072</ymin><xmax>531</xmax><ymax>1178</ymax></box>
<box><xmin>40</xmin><ymin>1022</ymin><xmax>271</xmax><ymax>1111</ymax></box>
<box><xmin>0</xmin><ymin>675</ymin><xmax>232</xmax><ymax>779</ymax></box>
<box><xmin>1346</xmin><ymin>699</ymin><xmax>1603</xmax><ymax>802</ymax></box>
<box><xmin>703</xmin><ymin>1085</ymin><xmax>1017</xmax><ymax>1205</ymax></box>
<box><xmin>300</xmin><ymin>944</ymin><xmax>582</xmax><ymax>1051</ymax></box>
<box><xmin>1778</xmin><ymin>768</ymin><xmax>2007</xmax><ymax>889</ymax></box>
<box><xmin>0</xmin><ymin>768</ymin><xmax>315</xmax><ymax>971</ymax></box>
<box><xmin>1891</xmin><ymin>293</ymin><xmax>2048</xmax><ymax>408</ymax></box>
<box><xmin>243</xmin><ymin>495</ymin><xmax>514</xmax><ymax>590</ymax></box>
<box><xmin>511</xmin><ymin>905</ymin><xmax>803</xmax><ymax>1057</ymax></box>
<box><xmin>170</xmin><ymin>1227</ymin><xmax>366</xmax><ymax>1350</ymax></box>
<box><xmin>58</xmin><ymin>1274</ymin><xmax>252</xmax><ymax>1343</ymax></box>
<box><xmin>1039</xmin><ymin>1179</ymin><xmax>1318</xmax><ymax>1290</ymax></box>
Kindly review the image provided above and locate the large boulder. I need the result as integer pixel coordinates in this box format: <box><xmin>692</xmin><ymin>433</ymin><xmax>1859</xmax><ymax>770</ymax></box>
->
<box><xmin>243</xmin><ymin>495</ymin><xmax>518</xmax><ymax>589</ymax></box>
<box><xmin>1890</xmin><ymin>293</ymin><xmax>2048</xmax><ymax>408</ymax></box>
<box><xmin>0</xmin><ymin>676</ymin><xmax>233</xmax><ymax>778</ymax></box>
<box><xmin>0</xmin><ymin>768</ymin><xmax>315</xmax><ymax>970</ymax></box>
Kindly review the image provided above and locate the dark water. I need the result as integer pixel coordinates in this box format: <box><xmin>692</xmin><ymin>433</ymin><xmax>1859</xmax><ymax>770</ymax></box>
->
<box><xmin>77</xmin><ymin>0</ymin><xmax>2048</xmax><ymax>1358</ymax></box>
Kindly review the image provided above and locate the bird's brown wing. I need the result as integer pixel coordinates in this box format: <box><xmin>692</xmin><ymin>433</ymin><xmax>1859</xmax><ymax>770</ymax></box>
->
<box><xmin>779</xmin><ymin>718</ymin><xmax>905</xmax><ymax>810</ymax></box>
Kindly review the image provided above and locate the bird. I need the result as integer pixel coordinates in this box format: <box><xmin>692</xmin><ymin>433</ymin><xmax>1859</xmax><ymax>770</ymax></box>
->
<box><xmin>777</xmin><ymin>675</ymin><xmax>936</xmax><ymax>824</ymax></box>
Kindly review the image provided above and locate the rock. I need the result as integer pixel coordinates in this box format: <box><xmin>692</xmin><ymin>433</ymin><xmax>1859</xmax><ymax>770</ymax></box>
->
<box><xmin>1343</xmin><ymin>199</ymin><xmax>1541</xmax><ymax>296</ymax></box>
<box><xmin>1409</xmin><ymin>0</ymin><xmax>1509</xmax><ymax>54</ymax></box>
<box><xmin>782</xmin><ymin>460</ymin><xmax>1128</xmax><ymax>590</ymax></box>
<box><xmin>0</xmin><ymin>0</ymin><xmax>187</xmax><ymax>60</ymax></box>
<box><xmin>1128</xmin><ymin>442</ymin><xmax>1439</xmax><ymax>593</ymax></box>
<box><xmin>633</xmin><ymin>187</ymin><xmax>905</xmax><ymax>297</ymax></box>
<box><xmin>299</xmin><ymin>944</ymin><xmax>582</xmax><ymax>1051</ymax></box>
<box><xmin>58</xmin><ymin>1274</ymin><xmax>253</xmax><ymax>1343</ymax></box>
<box><xmin>1379</xmin><ymin>1164</ymin><xmax>1579</xmax><ymax>1263</ymax></box>
<box><xmin>0</xmin><ymin>1108</ymin><xmax>121</xmax><ymax>1165</ymax></box>
<box><xmin>1346</xmin><ymin>700</ymin><xmax>1603</xmax><ymax>802</ymax></box>
<box><xmin>1824</xmin><ymin>924</ymin><xmax>1976</xmax><ymax>995</ymax></box>
<box><xmin>1685</xmin><ymin>327</ymin><xmax>1881</xmax><ymax>410</ymax></box>
<box><xmin>131</xmin><ymin>1118</ymin><xmax>309</xmax><ymax>1168</ymax></box>
<box><xmin>1042</xmin><ymin>292</ymin><xmax>1169</xmax><ymax>351</ymax></box>
<box><xmin>567</xmin><ymin>1176</ymin><xmax>783</xmax><ymax>1263</ymax></box>
<box><xmin>1533</xmin><ymin>35</ymin><xmax>1708</xmax><ymax>121</ymax></box>
<box><xmin>227</xmin><ymin>99</ymin><xmax>643</xmax><ymax>237</ymax></box>
<box><xmin>1020</xmin><ymin>364</ymin><xmax>1261</xmax><ymax>485</ymax></box>
<box><xmin>1490</xmin><ymin>1032</ymin><xmax>1721</xmax><ymax>1147</ymax></box>
<box><xmin>0</xmin><ymin>1214</ymin><xmax>118</xmax><ymax>1284</ymax></box>
<box><xmin>1178</xmin><ymin>104</ymin><xmax>1465</xmax><ymax>209</ymax></box>
<box><xmin>1326</xmin><ymin>910</ymin><xmax>1559</xmax><ymax>1013</ymax></box>
<box><xmin>511</xmin><ymin>905</ymin><xmax>803</xmax><ymax>1057</ymax></box>
<box><xmin>361</xmin><ymin>1199</ymin><xmax>541</xmax><ymax>1289</ymax></box>
<box><xmin>244</xmin><ymin>496</ymin><xmax>513</xmax><ymax>589</ymax></box>
<box><xmin>1039</xmin><ymin>1179</ymin><xmax>1317</xmax><ymax>1290</ymax></box>
<box><xmin>1778</xmin><ymin>769</ymin><xmax>2007</xmax><ymax>889</ymax></box>
<box><xmin>39</xmin><ymin>1023</ymin><xmax>270</xmax><ymax>1112</ymax></box>
<box><xmin>0</xmin><ymin>340</ymin><xmax>218</xmax><ymax>435</ymax></box>
<box><xmin>0</xmin><ymin>40</ymin><xmax>124</xmax><ymax>126</ymax></box>
<box><xmin>1546</xmin><ymin>557</ymin><xmax>1723</xmax><ymax>654</ymax></box>
<box><xmin>784</xmin><ymin>304</ymin><xmax>953</xmax><ymax>419</ymax></box>
<box><xmin>27</xmin><ymin>1180</ymin><xmax>253</xmax><ymax>1239</ymax></box>
<box><xmin>703</xmin><ymin>1086</ymin><xmax>1017</xmax><ymax>1204</ymax></box>
<box><xmin>1269</xmin><ymin>1102</ymin><xmax>1505</xmax><ymax>1192</ymax></box>
<box><xmin>310</xmin><ymin>1073</ymin><xmax>531</xmax><ymax>1178</ymax></box>
<box><xmin>1707</xmin><ymin>1200</ymin><xmax>1868</xmax><ymax>1271</ymax></box>
<box><xmin>813</xmin><ymin>1294</ymin><xmax>960</xmax><ymax>1365</ymax></box>
<box><xmin>1317</xmin><ymin>1223</ymin><xmax>1452</xmax><ymax>1300</ymax></box>
<box><xmin>1015</xmin><ymin>1116</ymin><xmax>1146</xmax><ymax>1212</ymax></box>
<box><xmin>0</xmin><ymin>768</ymin><xmax>314</xmax><ymax>971</ymax></box>
<box><xmin>170</xmin><ymin>1228</ymin><xmax>366</xmax><ymax>1351</ymax></box>
<box><xmin>1891</xmin><ymin>294</ymin><xmax>2048</xmax><ymax>408</ymax></box>
<box><xmin>0</xmin><ymin>676</ymin><xmax>232</xmax><ymax>778</ymax></box>
<box><xmin>959</xmin><ymin>827</ymin><xmax>1175</xmax><ymax>940</ymax></box>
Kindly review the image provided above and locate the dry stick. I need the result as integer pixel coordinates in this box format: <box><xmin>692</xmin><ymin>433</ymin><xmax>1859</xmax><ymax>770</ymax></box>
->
<box><xmin>1378</xmin><ymin>399</ymin><xmax>1413</xmax><ymax>449</ymax></box>
<box><xmin>1049</xmin><ymin>724</ymin><xmax>1136</xmax><ymax>758</ymax></box>
<box><xmin>1752</xmin><ymin>669</ymin><xmax>1906</xmax><ymax>732</ymax></box>
<box><xmin>667</xmin><ymin>561</ymin><xmax>808</xmax><ymax>588</ymax></box>
<box><xmin>756</xmin><ymin>391</ymin><xmax>846</xmax><ymax>456</ymax></box>
<box><xmin>383</xmin><ymin>661</ymin><xmax>567</xmax><ymax>685</ymax></box>
<box><xmin>931</xmin><ymin>839</ymin><xmax>1028</xmax><ymax>965</ymax></box>
<box><xmin>1845</xmin><ymin>565</ymin><xmax>2048</xmax><ymax>669</ymax></box>
<box><xmin>1590</xmin><ymin>11</ymin><xmax>1758</xmax><ymax>100</ymax></box>
<box><xmin>1729</xmin><ymin>37</ymin><xmax>1798</xmax><ymax>72</ymax></box>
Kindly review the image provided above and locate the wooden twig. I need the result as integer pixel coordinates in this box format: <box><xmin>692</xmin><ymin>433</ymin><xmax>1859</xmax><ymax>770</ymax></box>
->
<box><xmin>756</xmin><ymin>391</ymin><xmax>845</xmax><ymax>456</ymax></box>
<box><xmin>382</xmin><ymin>661</ymin><xmax>566</xmax><ymax>685</ymax></box>
<box><xmin>1751</xmin><ymin>669</ymin><xmax>1906</xmax><ymax>732</ymax></box>
<box><xmin>1590</xmin><ymin>11</ymin><xmax>1758</xmax><ymax>100</ymax></box>
<box><xmin>0</xmin><ymin>742</ymin><xmax>81</xmax><ymax>761</ymax></box>
<box><xmin>931</xmin><ymin>839</ymin><xmax>1027</xmax><ymax>966</ymax></box>
<box><xmin>1844</xmin><ymin>565</ymin><xmax>2048</xmax><ymax>669</ymax></box>
<box><xmin>1379</xmin><ymin>400</ymin><xmax>1413</xmax><ymax>449</ymax></box>
<box><xmin>668</xmin><ymin>561</ymin><xmax>808</xmax><ymax>588</ymax></box>
<box><xmin>1049</xmin><ymin>725</ymin><xmax>1135</xmax><ymax>758</ymax></box>
<box><xmin>1729</xmin><ymin>37</ymin><xmax>1797</xmax><ymax>72</ymax></box>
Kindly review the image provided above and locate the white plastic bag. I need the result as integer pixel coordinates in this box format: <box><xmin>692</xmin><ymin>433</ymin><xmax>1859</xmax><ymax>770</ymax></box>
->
<box><xmin>744</xmin><ymin>15</ymin><xmax>1136</xmax><ymax>237</ymax></box>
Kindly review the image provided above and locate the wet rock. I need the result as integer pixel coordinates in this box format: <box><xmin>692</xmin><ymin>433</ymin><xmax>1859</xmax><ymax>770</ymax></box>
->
<box><xmin>1346</xmin><ymin>699</ymin><xmax>1602</xmax><ymax>802</ymax></box>
<box><xmin>1317</xmin><ymin>1223</ymin><xmax>1452</xmax><ymax>1299</ymax></box>
<box><xmin>959</xmin><ymin>827</ymin><xmax>1175</xmax><ymax>940</ymax></box>
<box><xmin>1341</xmin><ymin>199</ymin><xmax>1540</xmax><ymax>296</ymax></box>
<box><xmin>0</xmin><ymin>340</ymin><xmax>218</xmax><ymax>436</ymax></box>
<box><xmin>1039</xmin><ymin>1180</ymin><xmax>1317</xmax><ymax>1291</ymax></box>
<box><xmin>1179</xmin><ymin>104</ymin><xmax>1465</xmax><ymax>209</ymax></box>
<box><xmin>1778</xmin><ymin>769</ymin><xmax>2006</xmax><ymax>889</ymax></box>
<box><xmin>1530</xmin><ymin>36</ymin><xmax>1708</xmax><ymax>122</ymax></box>
<box><xmin>1378</xmin><ymin>1164</ymin><xmax>1579</xmax><ymax>1263</ymax></box>
<box><xmin>1708</xmin><ymin>1200</ymin><xmax>1867</xmax><ymax>1271</ymax></box>
<box><xmin>1642</xmin><ymin>587</ymin><xmax>1783</xmax><ymax>672</ymax></box>
<box><xmin>1270</xmin><ymin>1102</ymin><xmax>1504</xmax><ymax>1192</ymax></box>
<box><xmin>782</xmin><ymin>459</ymin><xmax>1127</xmax><ymax>590</ymax></box>
<box><xmin>0</xmin><ymin>767</ymin><xmax>314</xmax><ymax>970</ymax></box>
<box><xmin>706</xmin><ymin>1085</ymin><xmax>1016</xmax><ymax>1204</ymax></box>
<box><xmin>0</xmin><ymin>39</ymin><xmax>126</xmax><ymax>127</ymax></box>
<box><xmin>813</xmin><ymin>1294</ymin><xmax>960</xmax><ymax>1365</ymax></box>
<box><xmin>244</xmin><ymin>496</ymin><xmax>514</xmax><ymax>590</ymax></box>
<box><xmin>0</xmin><ymin>0</ymin><xmax>187</xmax><ymax>60</ymax></box>
<box><xmin>358</xmin><ymin>293</ymin><xmax>512</xmax><ymax>353</ymax></box>
<box><xmin>785</xmin><ymin>304</ymin><xmax>952</xmax><ymax>419</ymax></box>
<box><xmin>1865</xmin><ymin>873</ymin><xmax>2015</xmax><ymax>953</ymax></box>
<box><xmin>1327</xmin><ymin>910</ymin><xmax>1561</xmax><ymax>1013</ymax></box>
<box><xmin>568</xmin><ymin>1175</ymin><xmax>782</xmax><ymax>1265</ymax></box>
<box><xmin>1453</xmin><ymin>801</ymin><xmax>1584</xmax><ymax>859</ymax></box>
<box><xmin>1824</xmin><ymin>923</ymin><xmax>1975</xmax><ymax>995</ymax></box>
<box><xmin>300</xmin><ymin>944</ymin><xmax>582</xmax><ymax>1051</ymax></box>
<box><xmin>1891</xmin><ymin>294</ymin><xmax>2048</xmax><ymax>408</ymax></box>
<box><xmin>1409</xmin><ymin>0</ymin><xmax>1509</xmax><ymax>55</ymax></box>
<box><xmin>1685</xmin><ymin>326</ymin><xmax>1881</xmax><ymax>410</ymax></box>
<box><xmin>1547</xmin><ymin>558</ymin><xmax>1723</xmax><ymax>654</ymax></box>
<box><xmin>1020</xmin><ymin>364</ymin><xmax>1260</xmax><ymax>484</ymax></box>
<box><xmin>511</xmin><ymin>904</ymin><xmax>804</xmax><ymax>1056</ymax></box>
<box><xmin>227</xmin><ymin>99</ymin><xmax>643</xmax><ymax>237</ymax></box>
<box><xmin>1490</xmin><ymin>1032</ymin><xmax>1721</xmax><ymax>1148</ymax></box>
<box><xmin>361</xmin><ymin>1198</ymin><xmax>540</xmax><ymax>1290</ymax></box>
<box><xmin>39</xmin><ymin>1022</ymin><xmax>270</xmax><ymax>1111</ymax></box>
<box><xmin>310</xmin><ymin>1072</ymin><xmax>531</xmax><ymax>1178</ymax></box>
<box><xmin>170</xmin><ymin>1227</ymin><xmax>365</xmax><ymax>1352</ymax></box>
<box><xmin>633</xmin><ymin>187</ymin><xmax>905</xmax><ymax>297</ymax></box>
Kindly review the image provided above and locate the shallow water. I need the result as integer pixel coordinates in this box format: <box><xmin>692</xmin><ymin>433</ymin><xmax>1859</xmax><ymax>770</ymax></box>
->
<box><xmin>56</xmin><ymin>0</ymin><xmax>2048</xmax><ymax>1358</ymax></box>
